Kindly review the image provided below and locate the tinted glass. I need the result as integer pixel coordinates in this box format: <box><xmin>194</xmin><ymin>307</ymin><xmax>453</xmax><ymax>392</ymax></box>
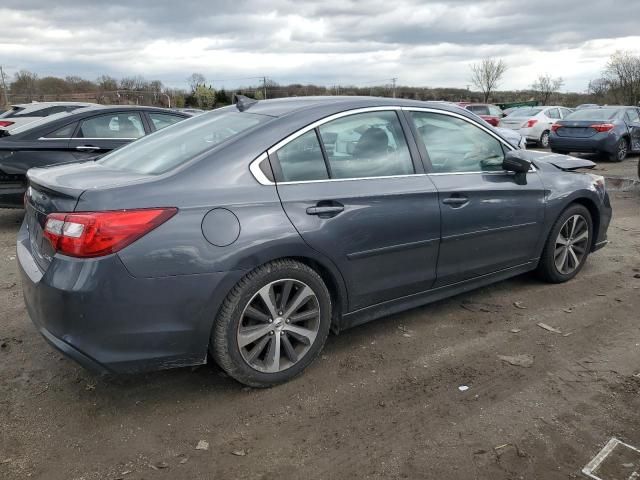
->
<box><xmin>76</xmin><ymin>113</ymin><xmax>145</xmax><ymax>139</ymax></box>
<box><xmin>277</xmin><ymin>130</ymin><xmax>329</xmax><ymax>182</ymax></box>
<box><xmin>149</xmin><ymin>113</ymin><xmax>185</xmax><ymax>131</ymax></box>
<box><xmin>625</xmin><ymin>109</ymin><xmax>640</xmax><ymax>123</ymax></box>
<box><xmin>411</xmin><ymin>112</ymin><xmax>505</xmax><ymax>173</ymax></box>
<box><xmin>546</xmin><ymin>108</ymin><xmax>560</xmax><ymax>119</ymax></box>
<box><xmin>99</xmin><ymin>110</ymin><xmax>268</xmax><ymax>175</ymax></box>
<box><xmin>564</xmin><ymin>108</ymin><xmax>620</xmax><ymax>121</ymax></box>
<box><xmin>318</xmin><ymin>111</ymin><xmax>413</xmax><ymax>179</ymax></box>
<box><xmin>508</xmin><ymin>108</ymin><xmax>542</xmax><ymax>117</ymax></box>
<box><xmin>466</xmin><ymin>105</ymin><xmax>490</xmax><ymax>115</ymax></box>
<box><xmin>43</xmin><ymin>122</ymin><xmax>77</xmax><ymax>138</ymax></box>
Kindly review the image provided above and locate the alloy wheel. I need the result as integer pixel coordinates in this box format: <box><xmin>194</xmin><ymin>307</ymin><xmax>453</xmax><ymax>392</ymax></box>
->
<box><xmin>540</xmin><ymin>131</ymin><xmax>550</xmax><ymax>148</ymax></box>
<box><xmin>554</xmin><ymin>214</ymin><xmax>589</xmax><ymax>274</ymax></box>
<box><xmin>617</xmin><ymin>139</ymin><xmax>628</xmax><ymax>161</ymax></box>
<box><xmin>237</xmin><ymin>279</ymin><xmax>321</xmax><ymax>373</ymax></box>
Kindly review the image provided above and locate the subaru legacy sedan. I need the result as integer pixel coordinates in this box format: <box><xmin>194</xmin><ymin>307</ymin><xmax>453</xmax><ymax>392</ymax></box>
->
<box><xmin>18</xmin><ymin>97</ymin><xmax>611</xmax><ymax>387</ymax></box>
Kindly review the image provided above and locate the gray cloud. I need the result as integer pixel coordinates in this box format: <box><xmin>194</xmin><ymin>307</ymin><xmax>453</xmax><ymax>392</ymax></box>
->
<box><xmin>1</xmin><ymin>0</ymin><xmax>638</xmax><ymax>91</ymax></box>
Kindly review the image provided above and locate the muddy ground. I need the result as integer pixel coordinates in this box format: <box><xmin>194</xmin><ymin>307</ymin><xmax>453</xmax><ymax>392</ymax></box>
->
<box><xmin>1</xmin><ymin>156</ymin><xmax>639</xmax><ymax>480</ymax></box>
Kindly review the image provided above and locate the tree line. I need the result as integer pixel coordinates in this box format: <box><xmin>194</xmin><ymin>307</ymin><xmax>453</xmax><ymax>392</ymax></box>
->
<box><xmin>1</xmin><ymin>51</ymin><xmax>639</xmax><ymax>110</ymax></box>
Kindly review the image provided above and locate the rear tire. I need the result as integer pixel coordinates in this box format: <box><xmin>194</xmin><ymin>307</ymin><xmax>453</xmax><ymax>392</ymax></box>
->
<box><xmin>211</xmin><ymin>259</ymin><xmax>332</xmax><ymax>387</ymax></box>
<box><xmin>609</xmin><ymin>137</ymin><xmax>628</xmax><ymax>162</ymax></box>
<box><xmin>539</xmin><ymin>130</ymin><xmax>550</xmax><ymax>148</ymax></box>
<box><xmin>536</xmin><ymin>204</ymin><xmax>593</xmax><ymax>283</ymax></box>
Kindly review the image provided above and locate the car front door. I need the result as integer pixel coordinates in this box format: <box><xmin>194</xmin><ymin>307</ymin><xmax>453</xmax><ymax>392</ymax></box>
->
<box><xmin>624</xmin><ymin>108</ymin><xmax>640</xmax><ymax>152</ymax></box>
<box><xmin>271</xmin><ymin>108</ymin><xmax>441</xmax><ymax>311</ymax></box>
<box><xmin>407</xmin><ymin>109</ymin><xmax>546</xmax><ymax>287</ymax></box>
<box><xmin>68</xmin><ymin>111</ymin><xmax>147</xmax><ymax>161</ymax></box>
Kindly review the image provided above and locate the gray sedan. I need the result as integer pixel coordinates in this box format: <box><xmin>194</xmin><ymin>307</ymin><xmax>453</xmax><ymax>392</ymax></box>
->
<box><xmin>18</xmin><ymin>96</ymin><xmax>611</xmax><ymax>387</ymax></box>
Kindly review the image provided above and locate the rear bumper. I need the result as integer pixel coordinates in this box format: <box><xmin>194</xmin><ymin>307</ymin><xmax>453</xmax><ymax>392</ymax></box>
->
<box><xmin>549</xmin><ymin>133</ymin><xmax>618</xmax><ymax>154</ymax></box>
<box><xmin>18</xmin><ymin>220</ymin><xmax>243</xmax><ymax>374</ymax></box>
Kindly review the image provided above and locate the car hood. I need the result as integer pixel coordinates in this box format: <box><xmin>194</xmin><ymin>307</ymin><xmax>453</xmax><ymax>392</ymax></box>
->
<box><xmin>509</xmin><ymin>149</ymin><xmax>596</xmax><ymax>170</ymax></box>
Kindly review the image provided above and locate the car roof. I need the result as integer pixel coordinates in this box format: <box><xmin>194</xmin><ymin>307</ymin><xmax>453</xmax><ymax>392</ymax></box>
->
<box><xmin>11</xmin><ymin>101</ymin><xmax>98</xmax><ymax>108</ymax></box>
<box><xmin>236</xmin><ymin>96</ymin><xmax>483</xmax><ymax>118</ymax></box>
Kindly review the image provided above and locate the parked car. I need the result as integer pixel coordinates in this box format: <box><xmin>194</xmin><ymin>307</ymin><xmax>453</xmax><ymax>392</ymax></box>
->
<box><xmin>458</xmin><ymin>103</ymin><xmax>504</xmax><ymax>126</ymax></box>
<box><xmin>0</xmin><ymin>106</ymin><xmax>192</xmax><ymax>208</ymax></box>
<box><xmin>575</xmin><ymin>104</ymin><xmax>599</xmax><ymax>110</ymax></box>
<box><xmin>0</xmin><ymin>102</ymin><xmax>100</xmax><ymax>133</ymax></box>
<box><xmin>18</xmin><ymin>97</ymin><xmax>611</xmax><ymax>387</ymax></box>
<box><xmin>549</xmin><ymin>106</ymin><xmax>640</xmax><ymax>161</ymax></box>
<box><xmin>450</xmin><ymin>104</ymin><xmax>526</xmax><ymax>149</ymax></box>
<box><xmin>500</xmin><ymin>106</ymin><xmax>573</xmax><ymax>148</ymax></box>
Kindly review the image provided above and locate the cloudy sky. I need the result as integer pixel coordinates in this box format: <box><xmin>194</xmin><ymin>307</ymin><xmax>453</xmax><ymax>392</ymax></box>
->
<box><xmin>1</xmin><ymin>0</ymin><xmax>639</xmax><ymax>92</ymax></box>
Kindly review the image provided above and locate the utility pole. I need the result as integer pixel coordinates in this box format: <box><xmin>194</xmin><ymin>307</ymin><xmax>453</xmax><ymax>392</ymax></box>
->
<box><xmin>0</xmin><ymin>66</ymin><xmax>9</xmax><ymax>107</ymax></box>
<box><xmin>391</xmin><ymin>77</ymin><xmax>397</xmax><ymax>98</ymax></box>
<box><xmin>262</xmin><ymin>76</ymin><xmax>267</xmax><ymax>100</ymax></box>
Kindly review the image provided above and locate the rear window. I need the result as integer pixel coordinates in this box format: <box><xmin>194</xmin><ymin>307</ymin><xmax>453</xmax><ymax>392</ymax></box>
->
<box><xmin>98</xmin><ymin>109</ymin><xmax>270</xmax><ymax>174</ymax></box>
<box><xmin>508</xmin><ymin>108</ymin><xmax>542</xmax><ymax>117</ymax></box>
<box><xmin>564</xmin><ymin>108</ymin><xmax>620</xmax><ymax>121</ymax></box>
<box><xmin>0</xmin><ymin>107</ymin><xmax>26</xmax><ymax>118</ymax></box>
<box><xmin>466</xmin><ymin>105</ymin><xmax>490</xmax><ymax>115</ymax></box>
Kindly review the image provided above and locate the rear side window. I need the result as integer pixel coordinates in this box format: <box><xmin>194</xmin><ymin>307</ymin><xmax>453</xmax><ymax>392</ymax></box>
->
<box><xmin>625</xmin><ymin>109</ymin><xmax>640</xmax><ymax>123</ymax></box>
<box><xmin>277</xmin><ymin>130</ymin><xmax>329</xmax><ymax>182</ymax></box>
<box><xmin>149</xmin><ymin>113</ymin><xmax>185</xmax><ymax>131</ymax></box>
<box><xmin>411</xmin><ymin>111</ymin><xmax>505</xmax><ymax>173</ymax></box>
<box><xmin>99</xmin><ymin>110</ymin><xmax>269</xmax><ymax>174</ymax></box>
<box><xmin>76</xmin><ymin>113</ymin><xmax>145</xmax><ymax>139</ymax></box>
<box><xmin>43</xmin><ymin>122</ymin><xmax>77</xmax><ymax>139</ymax></box>
<box><xmin>546</xmin><ymin>108</ymin><xmax>561</xmax><ymax>119</ymax></box>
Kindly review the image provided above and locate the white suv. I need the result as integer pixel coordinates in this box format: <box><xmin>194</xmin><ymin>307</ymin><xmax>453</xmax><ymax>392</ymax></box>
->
<box><xmin>0</xmin><ymin>102</ymin><xmax>100</xmax><ymax>132</ymax></box>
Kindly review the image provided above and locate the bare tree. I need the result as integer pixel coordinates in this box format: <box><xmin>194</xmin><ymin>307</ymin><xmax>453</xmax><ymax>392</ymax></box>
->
<box><xmin>187</xmin><ymin>73</ymin><xmax>206</xmax><ymax>93</ymax></box>
<box><xmin>603</xmin><ymin>51</ymin><xmax>640</xmax><ymax>105</ymax></box>
<box><xmin>587</xmin><ymin>77</ymin><xmax>610</xmax><ymax>101</ymax></box>
<box><xmin>531</xmin><ymin>74</ymin><xmax>564</xmax><ymax>104</ymax></box>
<box><xmin>469</xmin><ymin>58</ymin><xmax>507</xmax><ymax>103</ymax></box>
<box><xmin>11</xmin><ymin>70</ymin><xmax>39</xmax><ymax>101</ymax></box>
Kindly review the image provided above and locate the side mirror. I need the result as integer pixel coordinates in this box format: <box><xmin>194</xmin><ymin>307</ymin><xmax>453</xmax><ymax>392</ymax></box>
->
<box><xmin>503</xmin><ymin>151</ymin><xmax>531</xmax><ymax>173</ymax></box>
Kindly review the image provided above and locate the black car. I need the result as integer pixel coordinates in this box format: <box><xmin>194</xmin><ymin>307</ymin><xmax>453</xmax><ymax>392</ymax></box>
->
<box><xmin>0</xmin><ymin>106</ymin><xmax>192</xmax><ymax>208</ymax></box>
<box><xmin>549</xmin><ymin>106</ymin><xmax>640</xmax><ymax>162</ymax></box>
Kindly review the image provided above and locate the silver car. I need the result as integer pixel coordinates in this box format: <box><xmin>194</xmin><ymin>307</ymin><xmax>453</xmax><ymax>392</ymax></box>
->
<box><xmin>0</xmin><ymin>102</ymin><xmax>100</xmax><ymax>133</ymax></box>
<box><xmin>500</xmin><ymin>106</ymin><xmax>573</xmax><ymax>148</ymax></box>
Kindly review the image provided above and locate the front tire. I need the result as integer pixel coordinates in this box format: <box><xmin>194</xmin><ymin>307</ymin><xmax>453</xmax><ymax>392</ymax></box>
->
<box><xmin>536</xmin><ymin>204</ymin><xmax>593</xmax><ymax>283</ymax></box>
<box><xmin>211</xmin><ymin>259</ymin><xmax>332</xmax><ymax>387</ymax></box>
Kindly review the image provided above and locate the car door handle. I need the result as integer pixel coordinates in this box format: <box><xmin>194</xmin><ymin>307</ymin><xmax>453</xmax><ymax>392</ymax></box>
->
<box><xmin>76</xmin><ymin>145</ymin><xmax>101</xmax><ymax>151</ymax></box>
<box><xmin>442</xmin><ymin>196</ymin><xmax>469</xmax><ymax>207</ymax></box>
<box><xmin>306</xmin><ymin>204</ymin><xmax>344</xmax><ymax>216</ymax></box>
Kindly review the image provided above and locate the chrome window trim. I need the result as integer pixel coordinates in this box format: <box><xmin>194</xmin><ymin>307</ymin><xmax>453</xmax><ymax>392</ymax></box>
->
<box><xmin>37</xmin><ymin>137</ymin><xmax>139</xmax><ymax>141</ymax></box>
<box><xmin>248</xmin><ymin>105</ymin><xmax>536</xmax><ymax>185</ymax></box>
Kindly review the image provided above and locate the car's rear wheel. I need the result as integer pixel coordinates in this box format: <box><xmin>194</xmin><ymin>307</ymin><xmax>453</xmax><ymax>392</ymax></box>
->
<box><xmin>539</xmin><ymin>130</ymin><xmax>550</xmax><ymax>148</ymax></box>
<box><xmin>211</xmin><ymin>259</ymin><xmax>331</xmax><ymax>387</ymax></box>
<box><xmin>609</xmin><ymin>137</ymin><xmax>628</xmax><ymax>162</ymax></box>
<box><xmin>537</xmin><ymin>204</ymin><xmax>593</xmax><ymax>283</ymax></box>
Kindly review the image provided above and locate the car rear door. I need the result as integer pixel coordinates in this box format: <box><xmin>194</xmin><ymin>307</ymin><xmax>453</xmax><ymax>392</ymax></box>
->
<box><xmin>269</xmin><ymin>108</ymin><xmax>441</xmax><ymax>311</ymax></box>
<box><xmin>68</xmin><ymin>111</ymin><xmax>148</xmax><ymax>161</ymax></box>
<box><xmin>406</xmin><ymin>108</ymin><xmax>545</xmax><ymax>287</ymax></box>
<box><xmin>624</xmin><ymin>108</ymin><xmax>640</xmax><ymax>152</ymax></box>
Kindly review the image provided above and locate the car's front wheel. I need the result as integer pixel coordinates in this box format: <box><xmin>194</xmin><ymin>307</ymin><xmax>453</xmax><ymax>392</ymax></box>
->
<box><xmin>537</xmin><ymin>204</ymin><xmax>593</xmax><ymax>283</ymax></box>
<box><xmin>211</xmin><ymin>259</ymin><xmax>332</xmax><ymax>387</ymax></box>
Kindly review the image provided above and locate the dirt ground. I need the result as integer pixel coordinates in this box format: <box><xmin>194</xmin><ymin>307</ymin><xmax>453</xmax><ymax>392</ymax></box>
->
<box><xmin>1</xmin><ymin>157</ymin><xmax>639</xmax><ymax>480</ymax></box>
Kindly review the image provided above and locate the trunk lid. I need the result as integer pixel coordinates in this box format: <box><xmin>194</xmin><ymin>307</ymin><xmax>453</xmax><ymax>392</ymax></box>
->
<box><xmin>555</xmin><ymin>120</ymin><xmax>600</xmax><ymax>138</ymax></box>
<box><xmin>25</xmin><ymin>162</ymin><xmax>150</xmax><ymax>271</ymax></box>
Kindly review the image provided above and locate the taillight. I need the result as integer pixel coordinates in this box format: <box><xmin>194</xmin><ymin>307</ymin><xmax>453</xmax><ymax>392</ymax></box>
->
<box><xmin>551</xmin><ymin>123</ymin><xmax>561</xmax><ymax>133</ymax></box>
<box><xmin>590</xmin><ymin>123</ymin><xmax>614</xmax><ymax>133</ymax></box>
<box><xmin>0</xmin><ymin>121</ymin><xmax>14</xmax><ymax>128</ymax></box>
<box><xmin>43</xmin><ymin>208</ymin><xmax>177</xmax><ymax>258</ymax></box>
<box><xmin>523</xmin><ymin>119</ymin><xmax>538</xmax><ymax>128</ymax></box>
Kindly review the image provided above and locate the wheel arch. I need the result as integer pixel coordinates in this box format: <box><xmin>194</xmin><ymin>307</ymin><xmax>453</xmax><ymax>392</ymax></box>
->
<box><xmin>570</xmin><ymin>197</ymin><xmax>600</xmax><ymax>251</ymax></box>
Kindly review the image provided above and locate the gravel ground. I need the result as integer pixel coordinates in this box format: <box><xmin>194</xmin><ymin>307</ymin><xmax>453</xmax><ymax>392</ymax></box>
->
<box><xmin>1</xmin><ymin>156</ymin><xmax>639</xmax><ymax>480</ymax></box>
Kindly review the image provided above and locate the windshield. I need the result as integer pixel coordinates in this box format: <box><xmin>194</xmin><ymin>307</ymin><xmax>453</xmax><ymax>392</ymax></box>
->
<box><xmin>99</xmin><ymin>109</ymin><xmax>271</xmax><ymax>174</ymax></box>
<box><xmin>508</xmin><ymin>108</ymin><xmax>542</xmax><ymax>117</ymax></box>
<box><xmin>564</xmin><ymin>108</ymin><xmax>620</xmax><ymax>121</ymax></box>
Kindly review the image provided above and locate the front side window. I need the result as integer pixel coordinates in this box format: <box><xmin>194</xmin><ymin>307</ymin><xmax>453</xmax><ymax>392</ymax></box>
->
<box><xmin>76</xmin><ymin>113</ymin><xmax>145</xmax><ymax>139</ymax></box>
<box><xmin>411</xmin><ymin>111</ymin><xmax>505</xmax><ymax>173</ymax></box>
<box><xmin>317</xmin><ymin>111</ymin><xmax>413</xmax><ymax>179</ymax></box>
